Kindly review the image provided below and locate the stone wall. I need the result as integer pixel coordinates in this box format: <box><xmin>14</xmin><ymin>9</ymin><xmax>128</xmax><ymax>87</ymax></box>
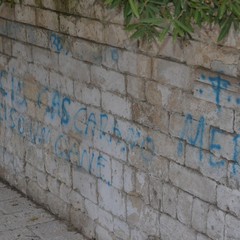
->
<box><xmin>0</xmin><ymin>1</ymin><xmax>240</xmax><ymax>239</ymax></box>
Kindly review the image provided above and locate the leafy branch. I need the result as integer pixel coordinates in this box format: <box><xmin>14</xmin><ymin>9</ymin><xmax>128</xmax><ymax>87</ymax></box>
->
<box><xmin>103</xmin><ymin>0</ymin><xmax>240</xmax><ymax>42</ymax></box>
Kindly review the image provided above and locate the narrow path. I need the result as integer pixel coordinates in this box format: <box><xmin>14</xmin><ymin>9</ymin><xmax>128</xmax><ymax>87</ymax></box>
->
<box><xmin>0</xmin><ymin>181</ymin><xmax>87</xmax><ymax>240</ymax></box>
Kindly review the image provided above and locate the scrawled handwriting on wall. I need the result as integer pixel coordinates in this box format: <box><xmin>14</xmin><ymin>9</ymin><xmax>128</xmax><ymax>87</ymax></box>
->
<box><xmin>1</xmin><ymin>65</ymin><xmax>240</xmax><ymax>181</ymax></box>
<box><xmin>0</xmin><ymin>67</ymin><xmax>157</xmax><ymax>185</ymax></box>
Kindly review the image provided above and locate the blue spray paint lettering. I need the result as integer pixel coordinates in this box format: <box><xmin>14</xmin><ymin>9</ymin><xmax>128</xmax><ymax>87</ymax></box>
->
<box><xmin>17</xmin><ymin>116</ymin><xmax>24</xmax><ymax>135</ymax></box>
<box><xmin>28</xmin><ymin>122</ymin><xmax>51</xmax><ymax>145</ymax></box>
<box><xmin>10</xmin><ymin>75</ymin><xmax>27</xmax><ymax>110</ymax></box>
<box><xmin>113</xmin><ymin>121</ymin><xmax>122</xmax><ymax>144</ymax></box>
<box><xmin>54</xmin><ymin>134</ymin><xmax>69</xmax><ymax>160</ymax></box>
<box><xmin>79</xmin><ymin>148</ymin><xmax>88</xmax><ymax>169</ymax></box>
<box><xmin>35</xmin><ymin>125</ymin><xmax>45</xmax><ymax>144</ymax></box>
<box><xmin>100</xmin><ymin>113</ymin><xmax>108</xmax><ymax>139</ymax></box>
<box><xmin>0</xmin><ymin>103</ymin><xmax>5</xmax><ymax>121</ymax></box>
<box><xmin>97</xmin><ymin>154</ymin><xmax>109</xmax><ymax>183</ymax></box>
<box><xmin>0</xmin><ymin>70</ymin><xmax>7</xmax><ymax>97</ymax></box>
<box><xmin>209</xmin><ymin>127</ymin><xmax>225</xmax><ymax>167</ymax></box>
<box><xmin>208</xmin><ymin>75</ymin><xmax>230</xmax><ymax>108</ymax></box>
<box><xmin>42</xmin><ymin>127</ymin><xmax>51</xmax><ymax>144</ymax></box>
<box><xmin>9</xmin><ymin>108</ymin><xmax>17</xmax><ymax>129</ymax></box>
<box><xmin>28</xmin><ymin>122</ymin><xmax>36</xmax><ymax>144</ymax></box>
<box><xmin>74</xmin><ymin>107</ymin><xmax>87</xmax><ymax>135</ymax></box>
<box><xmin>127</xmin><ymin>127</ymin><xmax>141</xmax><ymax>149</ymax></box>
<box><xmin>88</xmin><ymin>152</ymin><xmax>95</xmax><ymax>174</ymax></box>
<box><xmin>69</xmin><ymin>142</ymin><xmax>80</xmax><ymax>164</ymax></box>
<box><xmin>61</xmin><ymin>97</ymin><xmax>71</xmax><ymax>125</ymax></box>
<box><xmin>85</xmin><ymin>112</ymin><xmax>97</xmax><ymax>138</ymax></box>
<box><xmin>178</xmin><ymin>114</ymin><xmax>205</xmax><ymax>161</ymax></box>
<box><xmin>16</xmin><ymin>80</ymin><xmax>27</xmax><ymax>107</ymax></box>
<box><xmin>140</xmin><ymin>136</ymin><xmax>155</xmax><ymax>163</ymax></box>
<box><xmin>232</xmin><ymin>135</ymin><xmax>240</xmax><ymax>175</ymax></box>
<box><xmin>111</xmin><ymin>48</ymin><xmax>119</xmax><ymax>62</ymax></box>
<box><xmin>46</xmin><ymin>91</ymin><xmax>61</xmax><ymax>120</ymax></box>
<box><xmin>50</xmin><ymin>33</ymin><xmax>63</xmax><ymax>53</ymax></box>
<box><xmin>37</xmin><ymin>87</ymin><xmax>49</xmax><ymax>108</ymax></box>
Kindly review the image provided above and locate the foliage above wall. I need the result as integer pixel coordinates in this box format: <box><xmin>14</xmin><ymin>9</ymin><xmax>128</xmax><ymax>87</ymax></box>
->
<box><xmin>1</xmin><ymin>0</ymin><xmax>240</xmax><ymax>42</ymax></box>
<box><xmin>104</xmin><ymin>0</ymin><xmax>240</xmax><ymax>42</ymax></box>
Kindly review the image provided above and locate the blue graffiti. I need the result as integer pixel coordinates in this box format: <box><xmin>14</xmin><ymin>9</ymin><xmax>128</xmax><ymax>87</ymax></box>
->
<box><xmin>207</xmin><ymin>75</ymin><xmax>230</xmax><ymax>108</ymax></box>
<box><xmin>28</xmin><ymin>121</ymin><xmax>51</xmax><ymax>145</ymax></box>
<box><xmin>46</xmin><ymin>91</ymin><xmax>71</xmax><ymax>125</ymax></box>
<box><xmin>69</xmin><ymin>142</ymin><xmax>80</xmax><ymax>163</ymax></box>
<box><xmin>126</xmin><ymin>127</ymin><xmax>141</xmax><ymax>149</ymax></box>
<box><xmin>46</xmin><ymin>91</ymin><xmax>61</xmax><ymax>119</ymax></box>
<box><xmin>54</xmin><ymin>134</ymin><xmax>69</xmax><ymax>160</ymax></box>
<box><xmin>0</xmin><ymin>102</ymin><xmax>7</xmax><ymax>121</ymax></box>
<box><xmin>113</xmin><ymin>121</ymin><xmax>122</xmax><ymax>143</ymax></box>
<box><xmin>0</xmin><ymin>70</ymin><xmax>7</xmax><ymax>97</ymax></box>
<box><xmin>37</xmin><ymin>87</ymin><xmax>48</xmax><ymax>108</ymax></box>
<box><xmin>9</xmin><ymin>74</ymin><xmax>27</xmax><ymax>110</ymax></box>
<box><xmin>50</xmin><ymin>33</ymin><xmax>69</xmax><ymax>55</ymax></box>
<box><xmin>88</xmin><ymin>152</ymin><xmax>95</xmax><ymax>174</ymax></box>
<box><xmin>100</xmin><ymin>113</ymin><xmax>108</xmax><ymax>139</ymax></box>
<box><xmin>178</xmin><ymin>114</ymin><xmax>205</xmax><ymax>161</ymax></box>
<box><xmin>0</xmin><ymin>91</ymin><xmax>51</xmax><ymax>144</ymax></box>
<box><xmin>232</xmin><ymin>135</ymin><xmax>240</xmax><ymax>175</ymax></box>
<box><xmin>42</xmin><ymin>90</ymin><xmax>157</xmax><ymax>163</ymax></box>
<box><xmin>9</xmin><ymin>108</ymin><xmax>17</xmax><ymax>129</ymax></box>
<box><xmin>77</xmin><ymin>147</ymin><xmax>111</xmax><ymax>185</ymax></box>
<box><xmin>201</xmin><ymin>74</ymin><xmax>206</xmax><ymax>80</ymax></box>
<box><xmin>97</xmin><ymin>154</ymin><xmax>111</xmax><ymax>185</ymax></box>
<box><xmin>140</xmin><ymin>136</ymin><xmax>155</xmax><ymax>163</ymax></box>
<box><xmin>111</xmin><ymin>48</ymin><xmax>119</xmax><ymax>62</ymax></box>
<box><xmin>209</xmin><ymin>127</ymin><xmax>225</xmax><ymax>167</ymax></box>
<box><xmin>17</xmin><ymin>115</ymin><xmax>24</xmax><ymax>135</ymax></box>
<box><xmin>50</xmin><ymin>33</ymin><xmax>63</xmax><ymax>53</ymax></box>
<box><xmin>74</xmin><ymin>107</ymin><xmax>87</xmax><ymax>135</ymax></box>
<box><xmin>61</xmin><ymin>97</ymin><xmax>71</xmax><ymax>125</ymax></box>
<box><xmin>85</xmin><ymin>112</ymin><xmax>97</xmax><ymax>138</ymax></box>
<box><xmin>79</xmin><ymin>149</ymin><xmax>88</xmax><ymax>168</ymax></box>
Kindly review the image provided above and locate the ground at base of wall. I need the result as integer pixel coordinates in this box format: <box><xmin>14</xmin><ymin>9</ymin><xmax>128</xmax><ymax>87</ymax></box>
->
<box><xmin>0</xmin><ymin>180</ymin><xmax>87</xmax><ymax>240</ymax></box>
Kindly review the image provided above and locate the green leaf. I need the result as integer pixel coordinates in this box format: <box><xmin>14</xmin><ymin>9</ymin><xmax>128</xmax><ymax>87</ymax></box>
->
<box><xmin>174</xmin><ymin>19</ymin><xmax>193</xmax><ymax>34</ymax></box>
<box><xmin>217</xmin><ymin>17</ymin><xmax>233</xmax><ymax>42</ymax></box>
<box><xmin>125</xmin><ymin>23</ymin><xmax>138</xmax><ymax>31</ymax></box>
<box><xmin>194</xmin><ymin>10</ymin><xmax>201</xmax><ymax>25</ymax></box>
<box><xmin>130</xmin><ymin>28</ymin><xmax>147</xmax><ymax>39</ymax></box>
<box><xmin>128</xmin><ymin>0</ymin><xmax>140</xmax><ymax>18</ymax></box>
<box><xmin>158</xmin><ymin>27</ymin><xmax>169</xmax><ymax>41</ymax></box>
<box><xmin>232</xmin><ymin>4</ymin><xmax>240</xmax><ymax>18</ymax></box>
<box><xmin>219</xmin><ymin>2</ymin><xmax>226</xmax><ymax>20</ymax></box>
<box><xmin>124</xmin><ymin>2</ymin><xmax>133</xmax><ymax>24</ymax></box>
<box><xmin>140</xmin><ymin>18</ymin><xmax>165</xmax><ymax>25</ymax></box>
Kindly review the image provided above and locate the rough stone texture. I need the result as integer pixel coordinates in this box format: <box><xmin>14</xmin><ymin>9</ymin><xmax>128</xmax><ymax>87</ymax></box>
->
<box><xmin>160</xmin><ymin>214</ymin><xmax>196</xmax><ymax>240</ymax></box>
<box><xmin>1</xmin><ymin>1</ymin><xmax>240</xmax><ymax>239</ymax></box>
<box><xmin>192</xmin><ymin>198</ymin><xmax>209</xmax><ymax>234</ymax></box>
<box><xmin>169</xmin><ymin>163</ymin><xmax>217</xmax><ymax>204</ymax></box>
